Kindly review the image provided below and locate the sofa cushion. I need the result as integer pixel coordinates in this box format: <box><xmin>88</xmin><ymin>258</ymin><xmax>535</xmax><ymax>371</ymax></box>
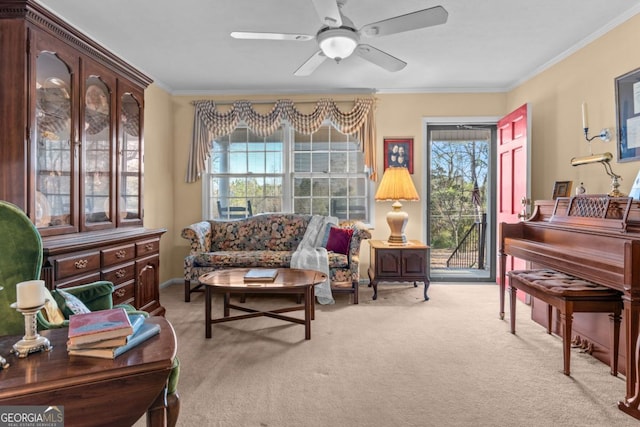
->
<box><xmin>320</xmin><ymin>224</ymin><xmax>335</xmax><ymax>247</ymax></box>
<box><xmin>209</xmin><ymin>214</ymin><xmax>310</xmax><ymax>252</ymax></box>
<box><xmin>325</xmin><ymin>227</ymin><xmax>353</xmax><ymax>255</ymax></box>
<box><xmin>327</xmin><ymin>252</ymin><xmax>349</xmax><ymax>268</ymax></box>
<box><xmin>194</xmin><ymin>250</ymin><xmax>293</xmax><ymax>268</ymax></box>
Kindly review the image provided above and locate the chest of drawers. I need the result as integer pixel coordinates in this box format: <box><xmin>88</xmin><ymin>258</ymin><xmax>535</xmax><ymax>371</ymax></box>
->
<box><xmin>41</xmin><ymin>228</ymin><xmax>166</xmax><ymax>315</ymax></box>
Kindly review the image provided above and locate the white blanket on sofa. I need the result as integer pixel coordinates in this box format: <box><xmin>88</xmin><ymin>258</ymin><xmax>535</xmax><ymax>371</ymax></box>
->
<box><xmin>291</xmin><ymin>215</ymin><xmax>337</xmax><ymax>305</ymax></box>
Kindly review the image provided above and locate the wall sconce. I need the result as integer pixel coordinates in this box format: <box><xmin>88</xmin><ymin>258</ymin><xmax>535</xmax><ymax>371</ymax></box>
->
<box><xmin>570</xmin><ymin>152</ymin><xmax>623</xmax><ymax>197</ymax></box>
<box><xmin>581</xmin><ymin>102</ymin><xmax>611</xmax><ymax>142</ymax></box>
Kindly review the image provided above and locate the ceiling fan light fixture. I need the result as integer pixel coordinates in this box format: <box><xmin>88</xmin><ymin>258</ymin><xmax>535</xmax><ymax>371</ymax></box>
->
<box><xmin>317</xmin><ymin>28</ymin><xmax>359</xmax><ymax>59</ymax></box>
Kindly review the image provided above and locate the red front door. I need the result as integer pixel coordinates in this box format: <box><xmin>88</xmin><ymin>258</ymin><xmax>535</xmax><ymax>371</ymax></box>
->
<box><xmin>497</xmin><ymin>104</ymin><xmax>530</xmax><ymax>286</ymax></box>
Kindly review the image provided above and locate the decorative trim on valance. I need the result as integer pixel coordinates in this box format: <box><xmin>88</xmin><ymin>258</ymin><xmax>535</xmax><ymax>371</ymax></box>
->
<box><xmin>185</xmin><ymin>98</ymin><xmax>377</xmax><ymax>183</ymax></box>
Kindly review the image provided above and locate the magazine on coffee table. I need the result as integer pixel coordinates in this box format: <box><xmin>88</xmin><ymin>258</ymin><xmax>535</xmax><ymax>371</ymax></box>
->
<box><xmin>244</xmin><ymin>268</ymin><xmax>279</xmax><ymax>282</ymax></box>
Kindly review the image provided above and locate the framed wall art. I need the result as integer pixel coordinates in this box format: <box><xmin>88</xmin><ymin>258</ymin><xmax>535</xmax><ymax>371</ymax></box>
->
<box><xmin>552</xmin><ymin>180</ymin><xmax>572</xmax><ymax>199</ymax></box>
<box><xmin>615</xmin><ymin>67</ymin><xmax>640</xmax><ymax>162</ymax></box>
<box><xmin>383</xmin><ymin>138</ymin><xmax>413</xmax><ymax>174</ymax></box>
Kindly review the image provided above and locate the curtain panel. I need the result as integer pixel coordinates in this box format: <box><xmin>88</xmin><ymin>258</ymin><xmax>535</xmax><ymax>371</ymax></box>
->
<box><xmin>185</xmin><ymin>98</ymin><xmax>377</xmax><ymax>182</ymax></box>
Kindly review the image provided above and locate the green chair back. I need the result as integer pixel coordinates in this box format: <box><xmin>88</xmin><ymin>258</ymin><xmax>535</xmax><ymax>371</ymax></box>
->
<box><xmin>0</xmin><ymin>201</ymin><xmax>43</xmax><ymax>336</ymax></box>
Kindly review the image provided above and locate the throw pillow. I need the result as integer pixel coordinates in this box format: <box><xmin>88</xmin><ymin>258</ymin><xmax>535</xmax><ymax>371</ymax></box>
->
<box><xmin>41</xmin><ymin>288</ymin><xmax>65</xmax><ymax>325</ymax></box>
<box><xmin>320</xmin><ymin>225</ymin><xmax>335</xmax><ymax>247</ymax></box>
<box><xmin>324</xmin><ymin>227</ymin><xmax>353</xmax><ymax>255</ymax></box>
<box><xmin>54</xmin><ymin>289</ymin><xmax>92</xmax><ymax>317</ymax></box>
<box><xmin>315</xmin><ymin>216</ymin><xmax>338</xmax><ymax>248</ymax></box>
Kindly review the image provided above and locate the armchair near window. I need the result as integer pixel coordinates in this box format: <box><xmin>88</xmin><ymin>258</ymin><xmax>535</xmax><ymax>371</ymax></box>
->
<box><xmin>0</xmin><ymin>200</ymin><xmax>180</xmax><ymax>426</ymax></box>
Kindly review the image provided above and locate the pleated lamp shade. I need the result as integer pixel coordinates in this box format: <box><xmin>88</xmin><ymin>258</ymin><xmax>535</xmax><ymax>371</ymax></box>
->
<box><xmin>374</xmin><ymin>167</ymin><xmax>420</xmax><ymax>244</ymax></box>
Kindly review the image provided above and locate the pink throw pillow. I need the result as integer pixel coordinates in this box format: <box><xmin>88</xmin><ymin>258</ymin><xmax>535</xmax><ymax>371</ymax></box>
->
<box><xmin>324</xmin><ymin>227</ymin><xmax>353</xmax><ymax>255</ymax></box>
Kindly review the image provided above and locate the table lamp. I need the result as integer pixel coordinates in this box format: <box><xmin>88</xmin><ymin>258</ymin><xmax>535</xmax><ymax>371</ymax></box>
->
<box><xmin>374</xmin><ymin>166</ymin><xmax>420</xmax><ymax>244</ymax></box>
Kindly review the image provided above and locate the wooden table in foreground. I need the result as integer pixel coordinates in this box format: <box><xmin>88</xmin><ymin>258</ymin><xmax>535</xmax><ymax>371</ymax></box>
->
<box><xmin>0</xmin><ymin>316</ymin><xmax>176</xmax><ymax>427</ymax></box>
<box><xmin>198</xmin><ymin>268</ymin><xmax>326</xmax><ymax>340</ymax></box>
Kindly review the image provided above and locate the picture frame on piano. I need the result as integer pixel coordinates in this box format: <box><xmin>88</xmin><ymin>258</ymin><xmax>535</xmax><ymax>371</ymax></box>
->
<box><xmin>615</xmin><ymin>67</ymin><xmax>640</xmax><ymax>162</ymax></box>
<box><xmin>552</xmin><ymin>180</ymin><xmax>572</xmax><ymax>199</ymax></box>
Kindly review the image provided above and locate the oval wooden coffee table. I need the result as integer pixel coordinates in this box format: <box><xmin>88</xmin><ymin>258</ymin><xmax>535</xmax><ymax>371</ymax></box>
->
<box><xmin>198</xmin><ymin>268</ymin><xmax>326</xmax><ymax>340</ymax></box>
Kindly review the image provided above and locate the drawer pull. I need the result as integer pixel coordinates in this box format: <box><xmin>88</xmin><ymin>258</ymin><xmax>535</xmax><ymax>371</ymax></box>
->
<box><xmin>74</xmin><ymin>259</ymin><xmax>88</xmax><ymax>269</ymax></box>
<box><xmin>115</xmin><ymin>269</ymin><xmax>127</xmax><ymax>278</ymax></box>
<box><xmin>115</xmin><ymin>250</ymin><xmax>127</xmax><ymax>258</ymax></box>
<box><xmin>114</xmin><ymin>288</ymin><xmax>126</xmax><ymax>298</ymax></box>
<box><xmin>145</xmin><ymin>243</ymin><xmax>154</xmax><ymax>251</ymax></box>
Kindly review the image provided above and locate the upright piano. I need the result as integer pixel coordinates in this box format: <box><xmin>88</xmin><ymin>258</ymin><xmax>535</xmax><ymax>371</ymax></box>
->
<box><xmin>499</xmin><ymin>195</ymin><xmax>640</xmax><ymax>419</ymax></box>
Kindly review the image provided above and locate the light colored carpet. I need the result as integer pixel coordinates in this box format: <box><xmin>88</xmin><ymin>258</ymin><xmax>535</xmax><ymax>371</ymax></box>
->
<box><xmin>140</xmin><ymin>282</ymin><xmax>637</xmax><ymax>427</ymax></box>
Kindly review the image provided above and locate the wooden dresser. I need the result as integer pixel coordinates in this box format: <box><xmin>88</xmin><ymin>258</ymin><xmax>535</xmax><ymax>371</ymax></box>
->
<box><xmin>42</xmin><ymin>228</ymin><xmax>166</xmax><ymax>316</ymax></box>
<box><xmin>0</xmin><ymin>0</ymin><xmax>165</xmax><ymax>314</ymax></box>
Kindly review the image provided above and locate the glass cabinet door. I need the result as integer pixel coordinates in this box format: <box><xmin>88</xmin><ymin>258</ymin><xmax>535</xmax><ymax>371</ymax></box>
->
<box><xmin>28</xmin><ymin>29</ymin><xmax>146</xmax><ymax>236</ymax></box>
<box><xmin>83</xmin><ymin>76</ymin><xmax>112</xmax><ymax>226</ymax></box>
<box><xmin>34</xmin><ymin>52</ymin><xmax>74</xmax><ymax>231</ymax></box>
<box><xmin>118</xmin><ymin>91</ymin><xmax>143</xmax><ymax>223</ymax></box>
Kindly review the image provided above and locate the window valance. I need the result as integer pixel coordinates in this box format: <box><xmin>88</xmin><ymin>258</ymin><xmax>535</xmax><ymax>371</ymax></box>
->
<box><xmin>185</xmin><ymin>98</ymin><xmax>377</xmax><ymax>182</ymax></box>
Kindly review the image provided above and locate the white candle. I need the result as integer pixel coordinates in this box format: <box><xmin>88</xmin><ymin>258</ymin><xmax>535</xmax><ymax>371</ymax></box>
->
<box><xmin>16</xmin><ymin>280</ymin><xmax>46</xmax><ymax>308</ymax></box>
<box><xmin>582</xmin><ymin>102</ymin><xmax>588</xmax><ymax>129</ymax></box>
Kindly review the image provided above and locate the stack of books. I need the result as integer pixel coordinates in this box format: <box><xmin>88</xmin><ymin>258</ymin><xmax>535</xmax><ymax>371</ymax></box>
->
<box><xmin>67</xmin><ymin>307</ymin><xmax>160</xmax><ymax>359</ymax></box>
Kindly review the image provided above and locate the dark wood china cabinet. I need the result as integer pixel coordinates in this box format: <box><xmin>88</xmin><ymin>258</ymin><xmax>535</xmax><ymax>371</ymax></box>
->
<box><xmin>0</xmin><ymin>0</ymin><xmax>165</xmax><ymax>315</ymax></box>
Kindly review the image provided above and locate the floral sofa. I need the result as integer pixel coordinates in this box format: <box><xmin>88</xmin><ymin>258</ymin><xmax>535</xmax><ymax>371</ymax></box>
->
<box><xmin>181</xmin><ymin>213</ymin><xmax>371</xmax><ymax>304</ymax></box>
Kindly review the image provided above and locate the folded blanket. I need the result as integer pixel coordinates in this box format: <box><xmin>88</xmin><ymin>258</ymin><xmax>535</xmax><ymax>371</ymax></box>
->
<box><xmin>291</xmin><ymin>215</ymin><xmax>337</xmax><ymax>304</ymax></box>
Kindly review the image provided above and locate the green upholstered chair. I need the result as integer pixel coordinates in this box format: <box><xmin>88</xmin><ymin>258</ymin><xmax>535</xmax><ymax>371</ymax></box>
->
<box><xmin>0</xmin><ymin>200</ymin><xmax>180</xmax><ymax>426</ymax></box>
<box><xmin>36</xmin><ymin>281</ymin><xmax>146</xmax><ymax>329</ymax></box>
<box><xmin>0</xmin><ymin>201</ymin><xmax>44</xmax><ymax>336</ymax></box>
<box><xmin>0</xmin><ymin>200</ymin><xmax>143</xmax><ymax>331</ymax></box>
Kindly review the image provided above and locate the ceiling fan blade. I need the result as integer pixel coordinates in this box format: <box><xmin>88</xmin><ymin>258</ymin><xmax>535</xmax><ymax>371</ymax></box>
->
<box><xmin>294</xmin><ymin>51</ymin><xmax>328</xmax><ymax>76</ymax></box>
<box><xmin>311</xmin><ymin>0</ymin><xmax>342</xmax><ymax>27</ymax></box>
<box><xmin>231</xmin><ymin>32</ymin><xmax>314</xmax><ymax>41</ymax></box>
<box><xmin>355</xmin><ymin>44</ymin><xmax>407</xmax><ymax>72</ymax></box>
<box><xmin>360</xmin><ymin>5</ymin><xmax>448</xmax><ymax>37</ymax></box>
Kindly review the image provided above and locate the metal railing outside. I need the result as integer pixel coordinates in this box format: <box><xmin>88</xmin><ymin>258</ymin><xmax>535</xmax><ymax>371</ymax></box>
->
<box><xmin>445</xmin><ymin>213</ymin><xmax>487</xmax><ymax>269</ymax></box>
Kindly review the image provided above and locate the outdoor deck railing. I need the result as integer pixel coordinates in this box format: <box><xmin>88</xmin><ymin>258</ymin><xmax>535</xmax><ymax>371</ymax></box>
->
<box><xmin>446</xmin><ymin>213</ymin><xmax>487</xmax><ymax>269</ymax></box>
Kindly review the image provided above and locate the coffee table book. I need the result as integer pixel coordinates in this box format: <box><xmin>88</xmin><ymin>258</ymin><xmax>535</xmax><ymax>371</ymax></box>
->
<box><xmin>244</xmin><ymin>268</ymin><xmax>279</xmax><ymax>282</ymax></box>
<box><xmin>67</xmin><ymin>307</ymin><xmax>133</xmax><ymax>346</ymax></box>
<box><xmin>68</xmin><ymin>321</ymin><xmax>161</xmax><ymax>359</ymax></box>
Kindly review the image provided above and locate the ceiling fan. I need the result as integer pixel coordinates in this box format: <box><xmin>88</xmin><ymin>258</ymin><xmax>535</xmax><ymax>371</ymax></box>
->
<box><xmin>230</xmin><ymin>0</ymin><xmax>448</xmax><ymax>76</ymax></box>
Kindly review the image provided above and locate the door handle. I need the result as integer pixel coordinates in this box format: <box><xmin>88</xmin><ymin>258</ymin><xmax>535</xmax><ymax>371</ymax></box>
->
<box><xmin>518</xmin><ymin>196</ymin><xmax>531</xmax><ymax>221</ymax></box>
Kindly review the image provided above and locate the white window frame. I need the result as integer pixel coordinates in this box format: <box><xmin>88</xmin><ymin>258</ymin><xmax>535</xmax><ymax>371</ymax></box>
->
<box><xmin>202</xmin><ymin>121</ymin><xmax>372</xmax><ymax>223</ymax></box>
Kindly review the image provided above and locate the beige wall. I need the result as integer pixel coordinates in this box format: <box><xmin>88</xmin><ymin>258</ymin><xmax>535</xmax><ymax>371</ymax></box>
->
<box><xmin>507</xmin><ymin>13</ymin><xmax>640</xmax><ymax>201</ymax></box>
<box><xmin>142</xmin><ymin>84</ymin><xmax>174</xmax><ymax>282</ymax></box>
<box><xmin>372</xmin><ymin>92</ymin><xmax>505</xmax><ymax>243</ymax></box>
<box><xmin>144</xmin><ymin>13</ymin><xmax>640</xmax><ymax>284</ymax></box>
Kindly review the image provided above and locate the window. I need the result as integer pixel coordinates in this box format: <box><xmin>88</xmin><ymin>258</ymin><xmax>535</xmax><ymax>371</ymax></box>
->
<box><xmin>203</xmin><ymin>122</ymin><xmax>370</xmax><ymax>222</ymax></box>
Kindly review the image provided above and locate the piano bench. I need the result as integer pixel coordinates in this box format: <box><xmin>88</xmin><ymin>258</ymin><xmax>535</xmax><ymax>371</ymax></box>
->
<box><xmin>506</xmin><ymin>269</ymin><xmax>623</xmax><ymax>376</ymax></box>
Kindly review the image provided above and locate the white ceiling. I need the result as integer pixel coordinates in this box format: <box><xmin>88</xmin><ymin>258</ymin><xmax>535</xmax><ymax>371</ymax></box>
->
<box><xmin>36</xmin><ymin>0</ymin><xmax>640</xmax><ymax>95</ymax></box>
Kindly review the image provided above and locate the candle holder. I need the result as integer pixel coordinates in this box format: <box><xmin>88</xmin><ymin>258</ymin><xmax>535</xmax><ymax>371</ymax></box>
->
<box><xmin>9</xmin><ymin>302</ymin><xmax>52</xmax><ymax>358</ymax></box>
<box><xmin>583</xmin><ymin>127</ymin><xmax>611</xmax><ymax>142</ymax></box>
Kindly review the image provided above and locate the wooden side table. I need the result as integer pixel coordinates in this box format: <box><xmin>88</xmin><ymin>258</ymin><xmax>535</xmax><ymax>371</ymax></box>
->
<box><xmin>368</xmin><ymin>240</ymin><xmax>430</xmax><ymax>301</ymax></box>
